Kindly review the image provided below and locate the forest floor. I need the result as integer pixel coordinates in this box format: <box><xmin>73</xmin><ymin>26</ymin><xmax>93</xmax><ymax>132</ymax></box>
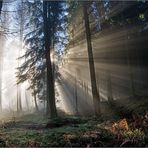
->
<box><xmin>0</xmin><ymin>96</ymin><xmax>148</xmax><ymax>147</ymax></box>
<box><xmin>0</xmin><ymin>110</ymin><xmax>148</xmax><ymax>147</ymax></box>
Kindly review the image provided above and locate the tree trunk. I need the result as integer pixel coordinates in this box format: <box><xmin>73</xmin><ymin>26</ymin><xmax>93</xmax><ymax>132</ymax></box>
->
<box><xmin>0</xmin><ymin>66</ymin><xmax>2</xmax><ymax>111</ymax></box>
<box><xmin>121</xmin><ymin>2</ymin><xmax>135</xmax><ymax>97</ymax></box>
<box><xmin>0</xmin><ymin>47</ymin><xmax>2</xmax><ymax>111</ymax></box>
<box><xmin>33</xmin><ymin>90</ymin><xmax>39</xmax><ymax>112</ymax></box>
<box><xmin>107</xmin><ymin>70</ymin><xmax>113</xmax><ymax>102</ymax></box>
<box><xmin>74</xmin><ymin>75</ymin><xmax>78</xmax><ymax>115</ymax></box>
<box><xmin>19</xmin><ymin>89</ymin><xmax>22</xmax><ymax>111</ymax></box>
<box><xmin>43</xmin><ymin>1</ymin><xmax>57</xmax><ymax>118</ymax></box>
<box><xmin>25</xmin><ymin>89</ymin><xmax>29</xmax><ymax>110</ymax></box>
<box><xmin>0</xmin><ymin>36</ymin><xmax>4</xmax><ymax>112</ymax></box>
<box><xmin>83</xmin><ymin>2</ymin><xmax>101</xmax><ymax>116</ymax></box>
<box><xmin>17</xmin><ymin>0</ymin><xmax>24</xmax><ymax>113</ymax></box>
<box><xmin>17</xmin><ymin>86</ymin><xmax>22</xmax><ymax>112</ymax></box>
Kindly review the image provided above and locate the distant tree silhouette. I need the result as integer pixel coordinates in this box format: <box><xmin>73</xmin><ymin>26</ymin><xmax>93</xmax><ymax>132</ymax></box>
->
<box><xmin>83</xmin><ymin>2</ymin><xmax>101</xmax><ymax>116</ymax></box>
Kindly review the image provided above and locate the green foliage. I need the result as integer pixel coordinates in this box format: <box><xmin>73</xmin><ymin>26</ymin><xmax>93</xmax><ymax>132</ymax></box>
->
<box><xmin>124</xmin><ymin>129</ymin><xmax>145</xmax><ymax>141</ymax></box>
<box><xmin>0</xmin><ymin>113</ymin><xmax>114</xmax><ymax>147</ymax></box>
<box><xmin>120</xmin><ymin>129</ymin><xmax>147</xmax><ymax>147</ymax></box>
<box><xmin>110</xmin><ymin>97</ymin><xmax>148</xmax><ymax>118</ymax></box>
<box><xmin>17</xmin><ymin>0</ymin><xmax>45</xmax><ymax>101</ymax></box>
<box><xmin>17</xmin><ymin>0</ymin><xmax>68</xmax><ymax>102</ymax></box>
<box><xmin>1</xmin><ymin>112</ymin><xmax>148</xmax><ymax>147</ymax></box>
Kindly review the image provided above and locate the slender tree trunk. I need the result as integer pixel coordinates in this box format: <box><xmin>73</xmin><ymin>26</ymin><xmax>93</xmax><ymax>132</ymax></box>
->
<box><xmin>43</xmin><ymin>71</ymin><xmax>46</xmax><ymax>113</ymax></box>
<box><xmin>17</xmin><ymin>0</ymin><xmax>24</xmax><ymax>113</ymax></box>
<box><xmin>17</xmin><ymin>86</ymin><xmax>22</xmax><ymax>112</ymax></box>
<box><xmin>122</xmin><ymin>2</ymin><xmax>135</xmax><ymax>97</ymax></box>
<box><xmin>17</xmin><ymin>85</ymin><xmax>21</xmax><ymax>112</ymax></box>
<box><xmin>43</xmin><ymin>1</ymin><xmax>57</xmax><ymax>118</ymax></box>
<box><xmin>0</xmin><ymin>43</ymin><xmax>2</xmax><ymax>111</ymax></box>
<box><xmin>33</xmin><ymin>90</ymin><xmax>39</xmax><ymax>112</ymax></box>
<box><xmin>25</xmin><ymin>89</ymin><xmax>29</xmax><ymax>110</ymax></box>
<box><xmin>34</xmin><ymin>95</ymin><xmax>38</xmax><ymax>112</ymax></box>
<box><xmin>107</xmin><ymin>70</ymin><xmax>113</xmax><ymax>102</ymax></box>
<box><xmin>0</xmin><ymin>72</ymin><xmax>2</xmax><ymax>111</ymax></box>
<box><xmin>19</xmin><ymin>90</ymin><xmax>22</xmax><ymax>111</ymax></box>
<box><xmin>0</xmin><ymin>35</ymin><xmax>4</xmax><ymax>112</ymax></box>
<box><xmin>0</xmin><ymin>0</ymin><xmax>4</xmax><ymax>112</ymax></box>
<box><xmin>17</xmin><ymin>91</ymin><xmax>19</xmax><ymax>112</ymax></box>
<box><xmin>74</xmin><ymin>75</ymin><xmax>78</xmax><ymax>115</ymax></box>
<box><xmin>83</xmin><ymin>2</ymin><xmax>101</xmax><ymax>116</ymax></box>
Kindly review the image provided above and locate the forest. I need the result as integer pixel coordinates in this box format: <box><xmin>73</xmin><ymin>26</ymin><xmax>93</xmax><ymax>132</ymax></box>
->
<box><xmin>0</xmin><ymin>0</ymin><xmax>148</xmax><ymax>147</ymax></box>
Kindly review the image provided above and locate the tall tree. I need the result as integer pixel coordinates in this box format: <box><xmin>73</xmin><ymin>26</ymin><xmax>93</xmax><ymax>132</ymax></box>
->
<box><xmin>43</xmin><ymin>1</ymin><xmax>57</xmax><ymax>118</ymax></box>
<box><xmin>17</xmin><ymin>0</ymin><xmax>26</xmax><ymax>112</ymax></box>
<box><xmin>83</xmin><ymin>2</ymin><xmax>101</xmax><ymax>116</ymax></box>
<box><xmin>17</xmin><ymin>0</ymin><xmax>67</xmax><ymax>117</ymax></box>
<box><xmin>17</xmin><ymin>0</ymin><xmax>46</xmax><ymax>112</ymax></box>
<box><xmin>0</xmin><ymin>37</ymin><xmax>3</xmax><ymax>111</ymax></box>
<box><xmin>33</xmin><ymin>87</ymin><xmax>39</xmax><ymax>112</ymax></box>
<box><xmin>0</xmin><ymin>0</ymin><xmax>4</xmax><ymax>111</ymax></box>
<box><xmin>43</xmin><ymin>1</ymin><xmax>67</xmax><ymax>117</ymax></box>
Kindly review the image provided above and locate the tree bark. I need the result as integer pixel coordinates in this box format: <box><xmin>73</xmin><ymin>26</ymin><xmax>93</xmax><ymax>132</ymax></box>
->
<box><xmin>121</xmin><ymin>1</ymin><xmax>135</xmax><ymax>97</ymax></box>
<box><xmin>17</xmin><ymin>0</ymin><xmax>24</xmax><ymax>113</ymax></box>
<box><xmin>74</xmin><ymin>75</ymin><xmax>78</xmax><ymax>115</ymax></box>
<box><xmin>0</xmin><ymin>37</ymin><xmax>2</xmax><ymax>111</ymax></box>
<box><xmin>107</xmin><ymin>70</ymin><xmax>113</xmax><ymax>102</ymax></box>
<box><xmin>43</xmin><ymin>1</ymin><xmax>57</xmax><ymax>118</ymax></box>
<box><xmin>17</xmin><ymin>86</ymin><xmax>22</xmax><ymax>112</ymax></box>
<box><xmin>25</xmin><ymin>89</ymin><xmax>29</xmax><ymax>110</ymax></box>
<box><xmin>33</xmin><ymin>90</ymin><xmax>39</xmax><ymax>112</ymax></box>
<box><xmin>83</xmin><ymin>2</ymin><xmax>101</xmax><ymax>116</ymax></box>
<box><xmin>0</xmin><ymin>35</ymin><xmax>4</xmax><ymax>111</ymax></box>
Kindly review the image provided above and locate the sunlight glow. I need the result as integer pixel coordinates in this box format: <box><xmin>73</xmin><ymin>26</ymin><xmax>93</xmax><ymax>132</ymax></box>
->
<box><xmin>1</xmin><ymin>38</ymin><xmax>33</xmax><ymax>111</ymax></box>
